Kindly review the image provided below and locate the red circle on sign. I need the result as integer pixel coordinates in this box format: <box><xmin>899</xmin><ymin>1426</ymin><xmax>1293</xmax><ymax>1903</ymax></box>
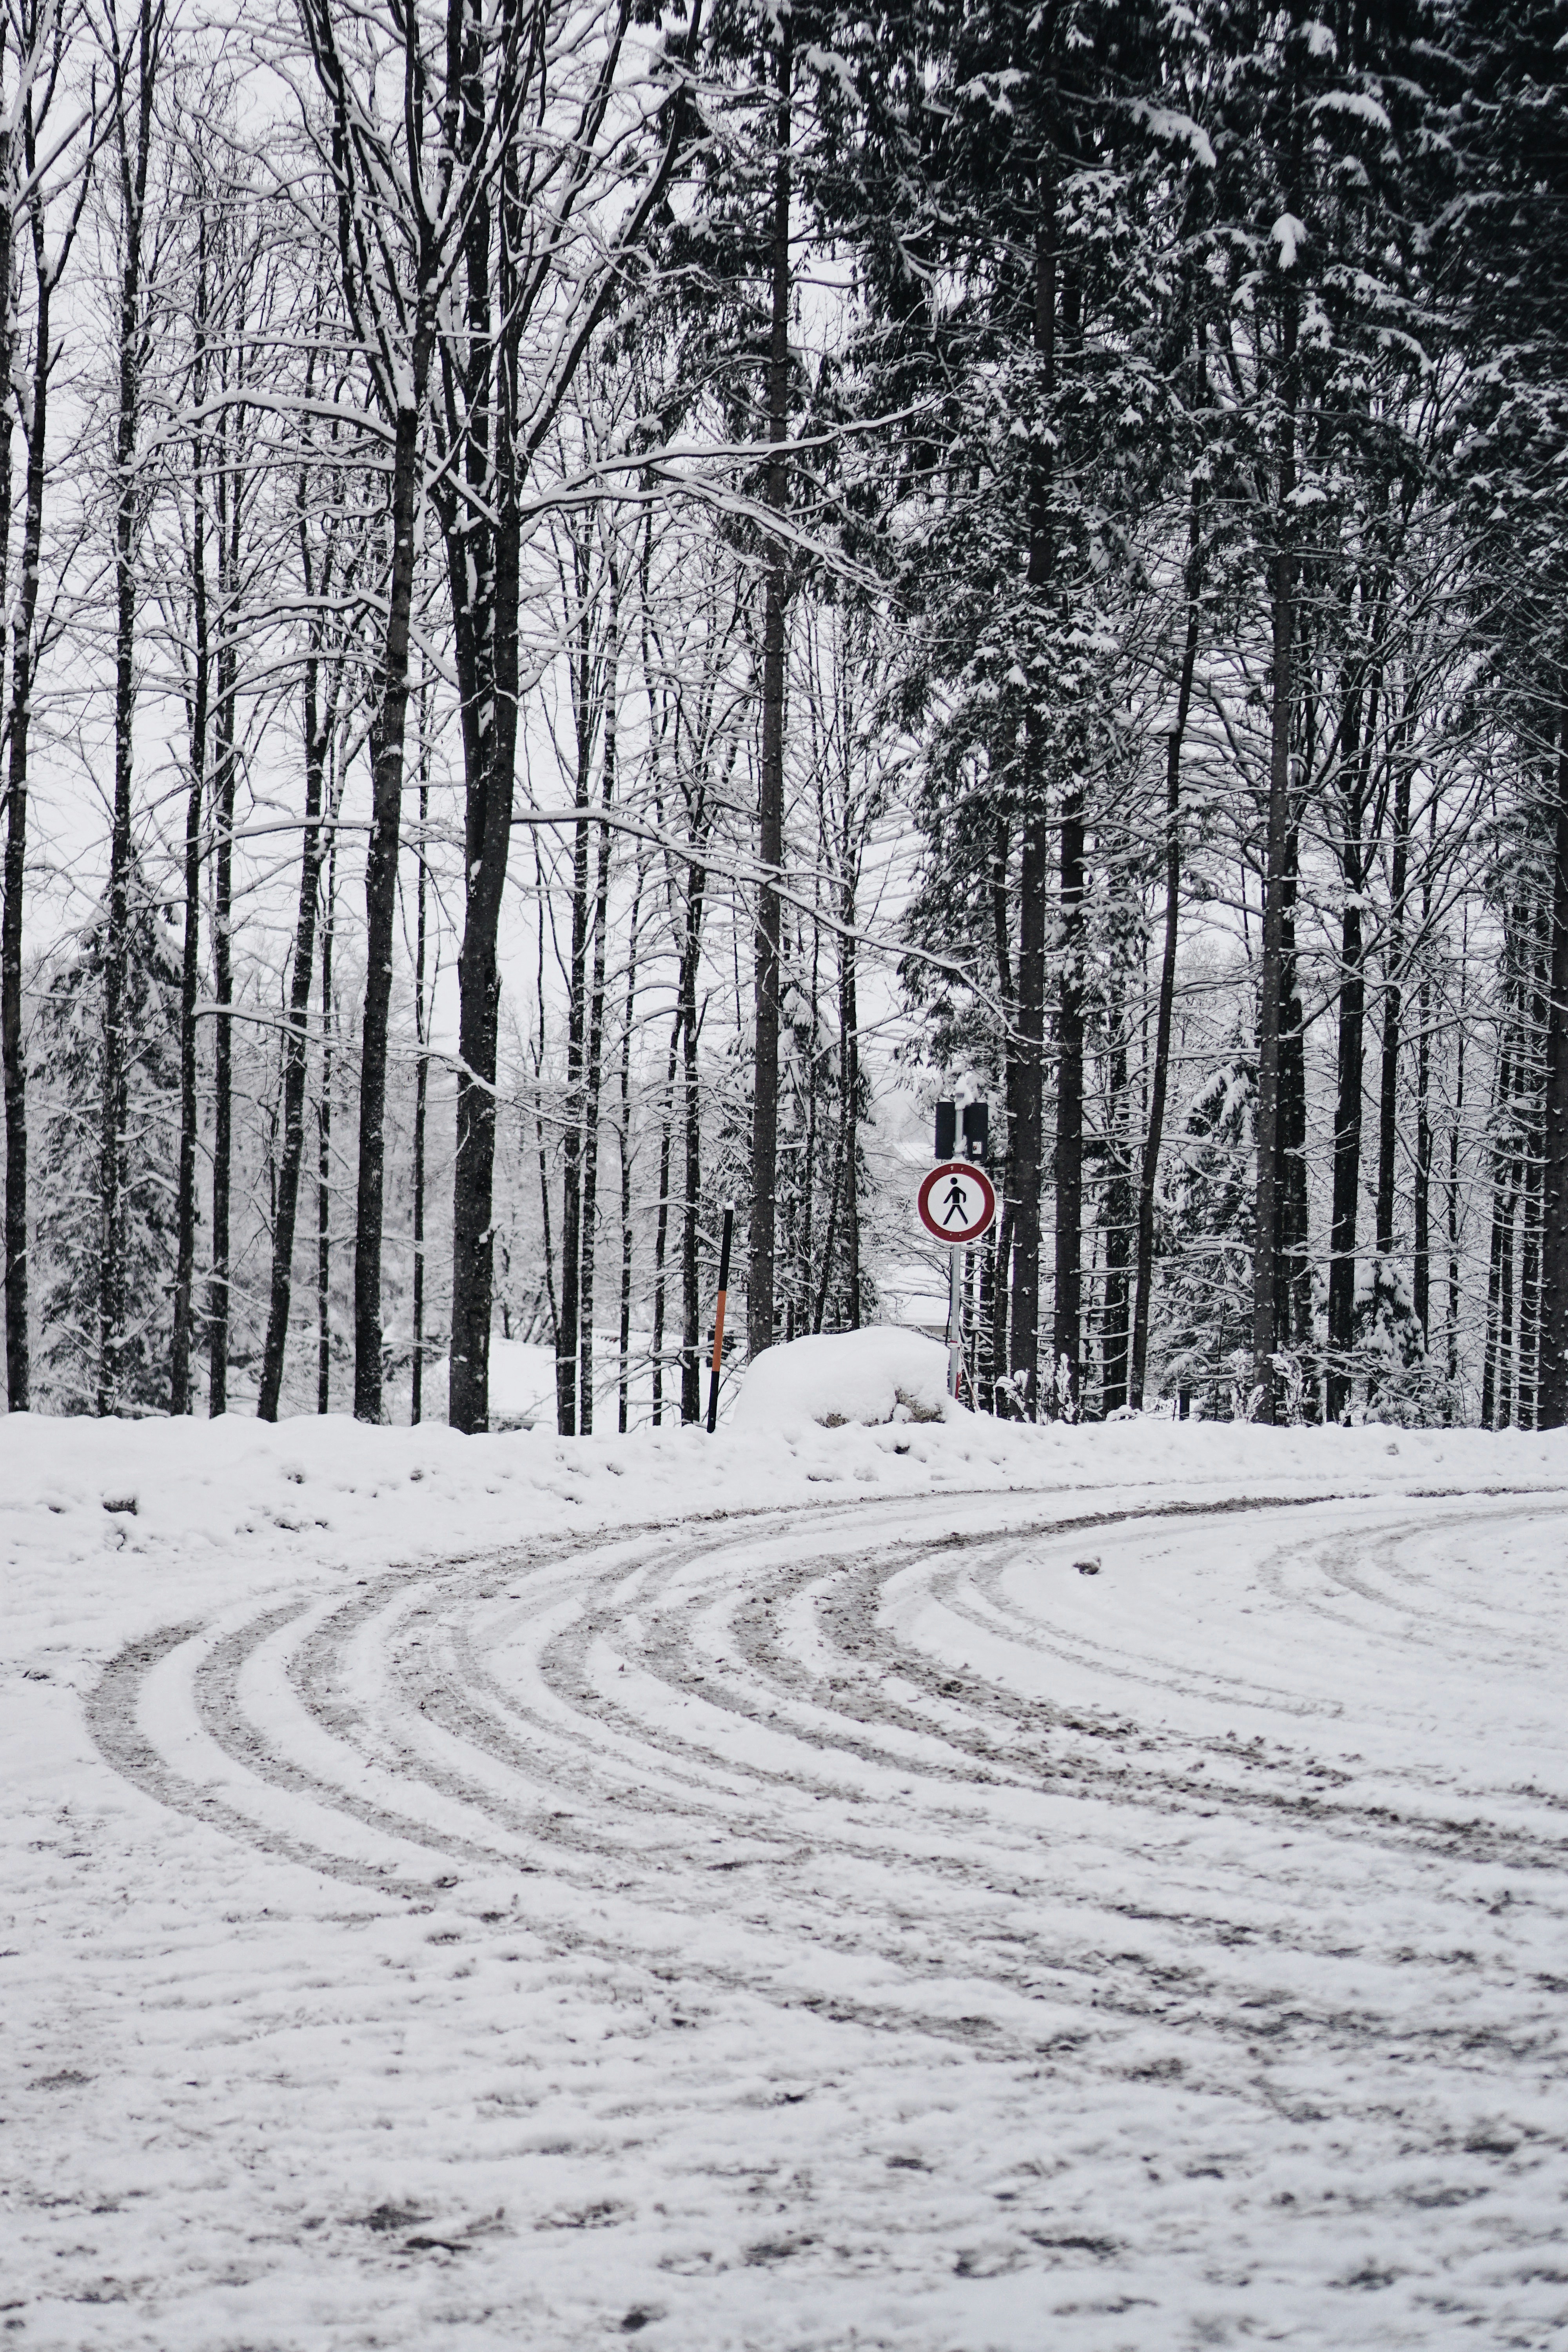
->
<box><xmin>917</xmin><ymin>1160</ymin><xmax>997</xmax><ymax>1245</ymax></box>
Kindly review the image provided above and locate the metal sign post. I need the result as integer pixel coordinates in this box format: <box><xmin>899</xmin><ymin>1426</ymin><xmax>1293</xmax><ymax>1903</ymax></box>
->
<box><xmin>947</xmin><ymin>1243</ymin><xmax>964</xmax><ymax>1400</ymax></box>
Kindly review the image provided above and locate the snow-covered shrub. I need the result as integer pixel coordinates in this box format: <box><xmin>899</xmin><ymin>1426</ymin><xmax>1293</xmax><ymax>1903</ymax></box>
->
<box><xmin>732</xmin><ymin>1327</ymin><xmax>957</xmax><ymax>1430</ymax></box>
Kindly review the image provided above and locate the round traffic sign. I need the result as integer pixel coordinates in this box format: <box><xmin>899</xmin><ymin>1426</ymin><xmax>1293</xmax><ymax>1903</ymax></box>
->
<box><xmin>916</xmin><ymin>1160</ymin><xmax>997</xmax><ymax>1245</ymax></box>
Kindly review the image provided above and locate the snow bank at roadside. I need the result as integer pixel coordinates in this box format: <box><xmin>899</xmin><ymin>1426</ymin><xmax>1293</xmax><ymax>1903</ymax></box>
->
<box><xmin>731</xmin><ymin>1326</ymin><xmax>957</xmax><ymax>1430</ymax></box>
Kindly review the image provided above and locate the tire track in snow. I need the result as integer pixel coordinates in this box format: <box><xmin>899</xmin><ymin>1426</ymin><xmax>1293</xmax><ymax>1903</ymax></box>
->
<box><xmin>88</xmin><ymin>1489</ymin><xmax>1568</xmax><ymax>2055</ymax></box>
<box><xmin>71</xmin><ymin>1481</ymin><xmax>1568</xmax><ymax>2345</ymax></box>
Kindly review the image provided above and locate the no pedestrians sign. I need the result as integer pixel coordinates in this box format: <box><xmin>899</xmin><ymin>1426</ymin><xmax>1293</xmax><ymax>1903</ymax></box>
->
<box><xmin>916</xmin><ymin>1160</ymin><xmax>997</xmax><ymax>1246</ymax></box>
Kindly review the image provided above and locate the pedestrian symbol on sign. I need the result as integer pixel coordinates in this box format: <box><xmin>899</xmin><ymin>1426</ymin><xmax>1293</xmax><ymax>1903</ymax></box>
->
<box><xmin>915</xmin><ymin>1160</ymin><xmax>997</xmax><ymax>1248</ymax></box>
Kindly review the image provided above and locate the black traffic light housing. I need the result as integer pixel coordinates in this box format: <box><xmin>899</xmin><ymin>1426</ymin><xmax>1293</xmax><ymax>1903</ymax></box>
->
<box><xmin>934</xmin><ymin>1099</ymin><xmax>957</xmax><ymax>1160</ymax></box>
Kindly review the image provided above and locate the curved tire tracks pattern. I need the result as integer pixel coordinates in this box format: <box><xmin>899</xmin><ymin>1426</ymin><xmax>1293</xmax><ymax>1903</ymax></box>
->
<box><xmin>82</xmin><ymin>1485</ymin><xmax>1568</xmax><ymax>2346</ymax></box>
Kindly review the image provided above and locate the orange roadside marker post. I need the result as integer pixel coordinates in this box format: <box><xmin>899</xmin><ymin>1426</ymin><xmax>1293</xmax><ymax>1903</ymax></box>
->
<box><xmin>706</xmin><ymin>1203</ymin><xmax>735</xmax><ymax>1433</ymax></box>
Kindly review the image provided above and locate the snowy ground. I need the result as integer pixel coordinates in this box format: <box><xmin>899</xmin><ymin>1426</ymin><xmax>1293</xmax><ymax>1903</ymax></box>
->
<box><xmin>5</xmin><ymin>1410</ymin><xmax>1568</xmax><ymax>2350</ymax></box>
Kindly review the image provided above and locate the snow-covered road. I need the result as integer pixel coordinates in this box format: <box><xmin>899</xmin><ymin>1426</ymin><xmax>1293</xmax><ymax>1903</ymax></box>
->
<box><xmin>8</xmin><ymin>1463</ymin><xmax>1568</xmax><ymax>2348</ymax></box>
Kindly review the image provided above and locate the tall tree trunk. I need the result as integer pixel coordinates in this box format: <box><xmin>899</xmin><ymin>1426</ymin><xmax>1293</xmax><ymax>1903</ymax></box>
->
<box><xmin>748</xmin><ymin>10</ymin><xmax>793</xmax><ymax>1363</ymax></box>
<box><xmin>318</xmin><ymin>836</ymin><xmax>336</xmax><ymax>1412</ymax></box>
<box><xmin>411</xmin><ymin>767</ymin><xmax>429</xmax><ymax>1425</ymax></box>
<box><xmin>98</xmin><ymin>0</ymin><xmax>158</xmax><ymax>1417</ymax></box>
<box><xmin>1448</xmin><ymin>939</ymin><xmax>1466</xmax><ymax>1404</ymax></box>
<box><xmin>1539</xmin><ymin>708</ymin><xmax>1568</xmax><ymax>1424</ymax></box>
<box><xmin>1278</xmin><ymin>828</ymin><xmax>1311</xmax><ymax>1373</ymax></box>
<box><xmin>1251</xmin><ymin>42</ymin><xmax>1302</xmax><ymax>1421</ymax></box>
<box><xmin>2</xmin><ymin>222</ymin><xmax>51</xmax><ymax>1412</ymax></box>
<box><xmin>1376</xmin><ymin>753</ymin><xmax>1410</xmax><ymax>1262</ymax></box>
<box><xmin>578</xmin><ymin>681</ymin><xmax>614</xmax><ymax>1435</ymax></box>
<box><xmin>1053</xmin><ymin>782</ymin><xmax>1085</xmax><ymax>1414</ymax></box>
<box><xmin>650</xmin><ymin>1012</ymin><xmax>680</xmax><ymax>1425</ymax></box>
<box><xmin>616</xmin><ymin>858</ymin><xmax>644</xmax><ymax>1434</ymax></box>
<box><xmin>1011</xmin><ymin>171</ymin><xmax>1057</xmax><ymax>1419</ymax></box>
<box><xmin>838</xmin><ymin>842</ymin><xmax>862</xmax><ymax>1331</ymax></box>
<box><xmin>554</xmin><ymin>625</ymin><xmax>595</xmax><ymax>1437</ymax></box>
<box><xmin>1131</xmin><ymin>490</ymin><xmax>1201</xmax><ymax>1407</ymax></box>
<box><xmin>256</xmin><ymin>635</ymin><xmax>334</xmax><ymax>1421</ymax></box>
<box><xmin>1483</xmin><ymin>1026</ymin><xmax>1515</xmax><ymax>1429</ymax></box>
<box><xmin>446</xmin><ymin>403</ymin><xmax>520</xmax><ymax>1437</ymax></box>
<box><xmin>171</xmin><ymin>234</ymin><xmax>209</xmax><ymax>1416</ymax></box>
<box><xmin>680</xmin><ymin>873</ymin><xmax>706</xmax><ymax>1425</ymax></box>
<box><xmin>208</xmin><ymin>601</ymin><xmax>237</xmax><ymax>1415</ymax></box>
<box><xmin>1325</xmin><ymin>885</ymin><xmax>1366</xmax><ymax>1421</ymax></box>
<box><xmin>1100</xmin><ymin>1018</ymin><xmax>1131</xmax><ymax>1414</ymax></box>
<box><xmin>354</xmin><ymin>367</ymin><xmax>429</xmax><ymax>1422</ymax></box>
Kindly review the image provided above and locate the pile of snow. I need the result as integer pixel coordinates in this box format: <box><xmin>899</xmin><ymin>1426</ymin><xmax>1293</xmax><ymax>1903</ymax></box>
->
<box><xmin>731</xmin><ymin>1326</ymin><xmax>957</xmax><ymax>1430</ymax></box>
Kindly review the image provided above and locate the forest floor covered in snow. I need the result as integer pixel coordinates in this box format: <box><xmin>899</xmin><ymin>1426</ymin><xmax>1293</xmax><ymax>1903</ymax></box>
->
<box><xmin>4</xmin><ymin>1407</ymin><xmax>1568</xmax><ymax>2350</ymax></box>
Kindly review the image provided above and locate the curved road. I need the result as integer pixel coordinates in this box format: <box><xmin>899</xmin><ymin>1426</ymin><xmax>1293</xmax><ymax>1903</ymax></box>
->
<box><xmin>21</xmin><ymin>1484</ymin><xmax>1568</xmax><ymax>2347</ymax></box>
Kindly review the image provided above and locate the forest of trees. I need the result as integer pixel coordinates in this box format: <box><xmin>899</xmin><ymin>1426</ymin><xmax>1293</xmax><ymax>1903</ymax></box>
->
<box><xmin>0</xmin><ymin>0</ymin><xmax>1563</xmax><ymax>1432</ymax></box>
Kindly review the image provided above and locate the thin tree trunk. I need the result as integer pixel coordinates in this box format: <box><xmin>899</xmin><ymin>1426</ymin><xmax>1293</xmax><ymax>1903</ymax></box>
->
<box><xmin>1447</xmin><ymin>925</ymin><xmax>1466</xmax><ymax>1403</ymax></box>
<box><xmin>1326</xmin><ymin>888</ymin><xmax>1366</xmax><ymax>1421</ymax></box>
<box><xmin>208</xmin><ymin>596</ymin><xmax>237</xmax><ymax>1416</ymax></box>
<box><xmin>1053</xmin><ymin>780</ymin><xmax>1085</xmax><ymax>1415</ymax></box>
<box><xmin>555</xmin><ymin>615</ymin><xmax>595</xmax><ymax>1437</ymax></box>
<box><xmin>1375</xmin><ymin>753</ymin><xmax>1410</xmax><ymax>1261</ymax></box>
<box><xmin>256</xmin><ymin>631</ymin><xmax>334</xmax><ymax>1421</ymax></box>
<box><xmin>579</xmin><ymin>670</ymin><xmax>614</xmax><ymax>1435</ymax></box>
<box><xmin>681</xmin><ymin>877</ymin><xmax>706</xmax><ymax>1425</ymax></box>
<box><xmin>1130</xmin><ymin>489</ymin><xmax>1201</xmax><ymax>1407</ymax></box>
<box><xmin>2</xmin><ymin>220</ymin><xmax>51</xmax><ymax>1412</ymax></box>
<box><xmin>577</xmin><ymin>571</ymin><xmax>617</xmax><ymax>1433</ymax></box>
<box><xmin>1278</xmin><ymin>831</ymin><xmax>1312</xmax><ymax>1376</ymax></box>
<box><xmin>1251</xmin><ymin>58</ymin><xmax>1301</xmax><ymax>1421</ymax></box>
<box><xmin>748</xmin><ymin>9</ymin><xmax>792</xmax><ymax>1363</ymax></box>
<box><xmin>1100</xmin><ymin>1018</ymin><xmax>1131</xmax><ymax>1414</ymax></box>
<box><xmin>650</xmin><ymin>1011</ymin><xmax>680</xmax><ymax>1425</ymax></box>
<box><xmin>98</xmin><ymin>0</ymin><xmax>158</xmax><ymax>1417</ymax></box>
<box><xmin>411</xmin><ymin>767</ymin><xmax>429</xmax><ymax>1425</ymax></box>
<box><xmin>317</xmin><ymin>836</ymin><xmax>335</xmax><ymax>1412</ymax></box>
<box><xmin>1011</xmin><ymin>171</ymin><xmax>1057</xmax><ymax>1419</ymax></box>
<box><xmin>1483</xmin><ymin>1028</ymin><xmax>1514</xmax><ymax>1429</ymax></box>
<box><xmin>838</xmin><ymin>838</ymin><xmax>862</xmax><ymax>1331</ymax></box>
<box><xmin>354</xmin><ymin>367</ymin><xmax>429</xmax><ymax>1422</ymax></box>
<box><xmin>171</xmin><ymin>228</ymin><xmax>209</xmax><ymax>1416</ymax></box>
<box><xmin>1539</xmin><ymin>708</ymin><xmax>1568</xmax><ymax>1424</ymax></box>
<box><xmin>616</xmin><ymin>859</ymin><xmax>644</xmax><ymax>1434</ymax></box>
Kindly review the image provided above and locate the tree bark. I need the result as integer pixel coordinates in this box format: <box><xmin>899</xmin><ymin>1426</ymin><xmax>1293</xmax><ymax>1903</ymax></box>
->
<box><xmin>256</xmin><ymin>615</ymin><xmax>335</xmax><ymax>1421</ymax></box>
<box><xmin>1053</xmin><ymin>781</ymin><xmax>1085</xmax><ymax>1414</ymax></box>
<box><xmin>1539</xmin><ymin>710</ymin><xmax>1568</xmax><ymax>1424</ymax></box>
<box><xmin>680</xmin><ymin>868</ymin><xmax>706</xmax><ymax>1425</ymax></box>
<box><xmin>650</xmin><ymin>1011</ymin><xmax>680</xmax><ymax>1425</ymax></box>
<box><xmin>411</xmin><ymin>767</ymin><xmax>429</xmax><ymax>1425</ymax></box>
<box><xmin>1131</xmin><ymin>494</ymin><xmax>1201</xmax><ymax>1406</ymax></box>
<box><xmin>1325</xmin><ymin>886</ymin><xmax>1366</xmax><ymax>1421</ymax></box>
<box><xmin>98</xmin><ymin>0</ymin><xmax>158</xmax><ymax>1417</ymax></box>
<box><xmin>2</xmin><ymin>203</ymin><xmax>53</xmax><ymax>1412</ymax></box>
<box><xmin>1010</xmin><ymin>172</ymin><xmax>1057</xmax><ymax>1419</ymax></box>
<box><xmin>578</xmin><ymin>651</ymin><xmax>614</xmax><ymax>1435</ymax></box>
<box><xmin>554</xmin><ymin>604</ymin><xmax>595</xmax><ymax>1437</ymax></box>
<box><xmin>1250</xmin><ymin>38</ymin><xmax>1302</xmax><ymax>1422</ymax></box>
<box><xmin>748</xmin><ymin>10</ymin><xmax>793</xmax><ymax>1363</ymax></box>
<box><xmin>171</xmin><ymin>219</ymin><xmax>209</xmax><ymax>1416</ymax></box>
<box><xmin>354</xmin><ymin>368</ymin><xmax>429</xmax><ymax>1422</ymax></box>
<box><xmin>317</xmin><ymin>836</ymin><xmax>335</xmax><ymax>1412</ymax></box>
<box><xmin>207</xmin><ymin>554</ymin><xmax>237</xmax><ymax>1416</ymax></box>
<box><xmin>1376</xmin><ymin>750</ymin><xmax>1410</xmax><ymax>1261</ymax></box>
<box><xmin>615</xmin><ymin>858</ymin><xmax>644</xmax><ymax>1433</ymax></box>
